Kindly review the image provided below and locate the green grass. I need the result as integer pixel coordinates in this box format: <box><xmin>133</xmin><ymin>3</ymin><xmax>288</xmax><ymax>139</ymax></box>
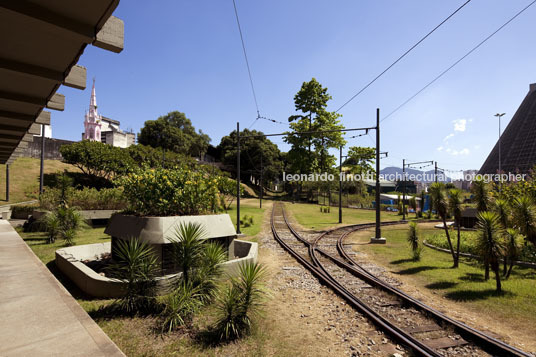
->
<box><xmin>349</xmin><ymin>224</ymin><xmax>536</xmax><ymax>328</ymax></box>
<box><xmin>0</xmin><ymin>157</ymin><xmax>77</xmax><ymax>204</ymax></box>
<box><xmin>227</xmin><ymin>198</ymin><xmax>266</xmax><ymax>238</ymax></box>
<box><xmin>285</xmin><ymin>202</ymin><xmax>400</xmax><ymax>230</ymax></box>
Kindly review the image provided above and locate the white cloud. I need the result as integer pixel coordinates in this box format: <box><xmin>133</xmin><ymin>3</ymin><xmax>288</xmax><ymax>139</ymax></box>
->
<box><xmin>449</xmin><ymin>148</ymin><xmax>470</xmax><ymax>156</ymax></box>
<box><xmin>437</xmin><ymin>146</ymin><xmax>444</xmax><ymax>151</ymax></box>
<box><xmin>453</xmin><ymin>119</ymin><xmax>467</xmax><ymax>132</ymax></box>
<box><xmin>443</xmin><ymin>133</ymin><xmax>454</xmax><ymax>142</ymax></box>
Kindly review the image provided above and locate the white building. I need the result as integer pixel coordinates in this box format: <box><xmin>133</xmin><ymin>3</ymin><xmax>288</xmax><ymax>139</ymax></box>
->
<box><xmin>82</xmin><ymin>80</ymin><xmax>135</xmax><ymax>148</ymax></box>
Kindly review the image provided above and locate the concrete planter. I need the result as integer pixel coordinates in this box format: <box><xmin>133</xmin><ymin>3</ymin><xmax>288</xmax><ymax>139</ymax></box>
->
<box><xmin>55</xmin><ymin>239</ymin><xmax>258</xmax><ymax>298</ymax></box>
<box><xmin>104</xmin><ymin>213</ymin><xmax>238</xmax><ymax>273</ymax></box>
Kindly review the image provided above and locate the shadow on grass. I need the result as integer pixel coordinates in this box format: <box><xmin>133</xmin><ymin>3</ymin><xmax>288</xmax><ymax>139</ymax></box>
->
<box><xmin>396</xmin><ymin>266</ymin><xmax>438</xmax><ymax>275</ymax></box>
<box><xmin>458</xmin><ymin>273</ymin><xmax>486</xmax><ymax>282</ymax></box>
<box><xmin>425</xmin><ymin>281</ymin><xmax>458</xmax><ymax>290</ymax></box>
<box><xmin>445</xmin><ymin>289</ymin><xmax>514</xmax><ymax>302</ymax></box>
<box><xmin>390</xmin><ymin>258</ymin><xmax>415</xmax><ymax>265</ymax></box>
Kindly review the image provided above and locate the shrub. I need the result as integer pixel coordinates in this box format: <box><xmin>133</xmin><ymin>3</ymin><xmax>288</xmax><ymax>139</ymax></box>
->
<box><xmin>240</xmin><ymin>215</ymin><xmax>254</xmax><ymax>227</ymax></box>
<box><xmin>107</xmin><ymin>238</ymin><xmax>159</xmax><ymax>315</ymax></box>
<box><xmin>41</xmin><ymin>206</ymin><xmax>87</xmax><ymax>245</ymax></box>
<box><xmin>40</xmin><ymin>187</ymin><xmax>127</xmax><ymax>211</ymax></box>
<box><xmin>407</xmin><ymin>222</ymin><xmax>422</xmax><ymax>261</ymax></box>
<box><xmin>11</xmin><ymin>204</ymin><xmax>38</xmax><ymax>219</ymax></box>
<box><xmin>119</xmin><ymin>167</ymin><xmax>220</xmax><ymax>216</ymax></box>
<box><xmin>161</xmin><ymin>283</ymin><xmax>203</xmax><ymax>332</ymax></box>
<box><xmin>214</xmin><ymin>261</ymin><xmax>267</xmax><ymax>341</ymax></box>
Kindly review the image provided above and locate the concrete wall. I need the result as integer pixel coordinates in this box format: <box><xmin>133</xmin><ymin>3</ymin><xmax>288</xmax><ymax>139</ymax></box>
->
<box><xmin>22</xmin><ymin>137</ymin><xmax>75</xmax><ymax>160</ymax></box>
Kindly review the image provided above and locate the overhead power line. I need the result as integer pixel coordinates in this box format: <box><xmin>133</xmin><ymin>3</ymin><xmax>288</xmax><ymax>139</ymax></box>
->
<box><xmin>232</xmin><ymin>0</ymin><xmax>261</xmax><ymax>128</ymax></box>
<box><xmin>336</xmin><ymin>0</ymin><xmax>472</xmax><ymax>113</ymax></box>
<box><xmin>382</xmin><ymin>0</ymin><xmax>536</xmax><ymax>122</ymax></box>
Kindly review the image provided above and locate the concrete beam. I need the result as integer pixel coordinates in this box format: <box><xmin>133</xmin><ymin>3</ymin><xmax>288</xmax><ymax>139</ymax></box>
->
<box><xmin>0</xmin><ymin>143</ymin><xmax>19</xmax><ymax>149</ymax></box>
<box><xmin>64</xmin><ymin>65</ymin><xmax>87</xmax><ymax>90</ymax></box>
<box><xmin>93</xmin><ymin>16</ymin><xmax>124</xmax><ymax>53</ymax></box>
<box><xmin>35</xmin><ymin>111</ymin><xmax>51</xmax><ymax>125</ymax></box>
<box><xmin>0</xmin><ymin>110</ymin><xmax>33</xmax><ymax>122</ymax></box>
<box><xmin>0</xmin><ymin>123</ymin><xmax>30</xmax><ymax>133</ymax></box>
<box><xmin>21</xmin><ymin>133</ymin><xmax>34</xmax><ymax>142</ymax></box>
<box><xmin>27</xmin><ymin>123</ymin><xmax>41</xmax><ymax>135</ymax></box>
<box><xmin>0</xmin><ymin>91</ymin><xmax>65</xmax><ymax>111</ymax></box>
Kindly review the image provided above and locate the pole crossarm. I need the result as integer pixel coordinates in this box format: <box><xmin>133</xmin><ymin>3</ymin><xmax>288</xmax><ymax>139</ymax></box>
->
<box><xmin>240</xmin><ymin>126</ymin><xmax>377</xmax><ymax>139</ymax></box>
<box><xmin>404</xmin><ymin>160</ymin><xmax>434</xmax><ymax>169</ymax></box>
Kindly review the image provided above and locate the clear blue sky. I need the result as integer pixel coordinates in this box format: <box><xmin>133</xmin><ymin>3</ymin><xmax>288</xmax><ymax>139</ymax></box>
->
<box><xmin>52</xmin><ymin>0</ymin><xmax>536</xmax><ymax>171</ymax></box>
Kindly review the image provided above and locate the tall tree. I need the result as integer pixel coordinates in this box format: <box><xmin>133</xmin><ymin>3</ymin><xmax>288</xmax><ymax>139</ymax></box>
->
<box><xmin>218</xmin><ymin>129</ymin><xmax>283</xmax><ymax>185</ymax></box>
<box><xmin>285</xmin><ymin>78</ymin><xmax>346</xmax><ymax>174</ymax></box>
<box><xmin>344</xmin><ymin>146</ymin><xmax>376</xmax><ymax>175</ymax></box>
<box><xmin>430</xmin><ymin>183</ymin><xmax>457</xmax><ymax>267</ymax></box>
<box><xmin>448</xmin><ymin>188</ymin><xmax>463</xmax><ymax>268</ymax></box>
<box><xmin>138</xmin><ymin>111</ymin><xmax>211</xmax><ymax>158</ymax></box>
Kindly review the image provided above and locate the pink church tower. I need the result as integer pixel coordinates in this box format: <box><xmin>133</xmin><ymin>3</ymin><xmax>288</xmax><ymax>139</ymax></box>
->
<box><xmin>83</xmin><ymin>79</ymin><xmax>102</xmax><ymax>141</ymax></box>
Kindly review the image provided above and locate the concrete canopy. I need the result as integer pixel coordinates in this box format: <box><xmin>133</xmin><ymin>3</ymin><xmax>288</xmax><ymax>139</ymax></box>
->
<box><xmin>0</xmin><ymin>0</ymin><xmax>124</xmax><ymax>163</ymax></box>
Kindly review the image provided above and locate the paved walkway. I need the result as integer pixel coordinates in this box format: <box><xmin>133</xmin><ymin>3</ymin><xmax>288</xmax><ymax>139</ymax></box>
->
<box><xmin>0</xmin><ymin>220</ymin><xmax>124</xmax><ymax>356</ymax></box>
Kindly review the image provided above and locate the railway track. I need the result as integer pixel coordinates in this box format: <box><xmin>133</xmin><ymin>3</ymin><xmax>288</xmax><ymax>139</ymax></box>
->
<box><xmin>271</xmin><ymin>203</ymin><xmax>531</xmax><ymax>357</ymax></box>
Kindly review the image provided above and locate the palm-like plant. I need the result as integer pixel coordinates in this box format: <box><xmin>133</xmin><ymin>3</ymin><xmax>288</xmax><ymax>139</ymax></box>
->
<box><xmin>503</xmin><ymin>228</ymin><xmax>520</xmax><ymax>279</ymax></box>
<box><xmin>161</xmin><ymin>282</ymin><xmax>203</xmax><ymax>332</ymax></box>
<box><xmin>41</xmin><ymin>212</ymin><xmax>60</xmax><ymax>244</ymax></box>
<box><xmin>448</xmin><ymin>188</ymin><xmax>463</xmax><ymax>268</ymax></box>
<box><xmin>475</xmin><ymin>211</ymin><xmax>505</xmax><ymax>293</ymax></box>
<box><xmin>191</xmin><ymin>242</ymin><xmax>227</xmax><ymax>303</ymax></box>
<box><xmin>512</xmin><ymin>195</ymin><xmax>536</xmax><ymax>245</ymax></box>
<box><xmin>429</xmin><ymin>183</ymin><xmax>457</xmax><ymax>266</ymax></box>
<box><xmin>493</xmin><ymin>198</ymin><xmax>511</xmax><ymax>274</ymax></box>
<box><xmin>169</xmin><ymin>222</ymin><xmax>207</xmax><ymax>285</ymax></box>
<box><xmin>471</xmin><ymin>179</ymin><xmax>490</xmax><ymax>212</ymax></box>
<box><xmin>215</xmin><ymin>261</ymin><xmax>267</xmax><ymax>341</ymax></box>
<box><xmin>407</xmin><ymin>221</ymin><xmax>422</xmax><ymax>261</ymax></box>
<box><xmin>108</xmin><ymin>238</ymin><xmax>159</xmax><ymax>314</ymax></box>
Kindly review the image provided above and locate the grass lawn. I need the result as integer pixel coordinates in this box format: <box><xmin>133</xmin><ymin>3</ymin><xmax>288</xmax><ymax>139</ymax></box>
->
<box><xmin>347</xmin><ymin>223</ymin><xmax>536</xmax><ymax>330</ymax></box>
<box><xmin>226</xmin><ymin>198</ymin><xmax>266</xmax><ymax>238</ymax></box>
<box><xmin>285</xmin><ymin>201</ymin><xmax>401</xmax><ymax>230</ymax></box>
<box><xmin>0</xmin><ymin>157</ymin><xmax>77</xmax><ymax>204</ymax></box>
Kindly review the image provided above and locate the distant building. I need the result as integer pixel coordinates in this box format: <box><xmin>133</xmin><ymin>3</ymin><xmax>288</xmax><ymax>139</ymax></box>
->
<box><xmin>82</xmin><ymin>80</ymin><xmax>135</xmax><ymax>148</ymax></box>
<box><xmin>480</xmin><ymin>83</ymin><xmax>536</xmax><ymax>175</ymax></box>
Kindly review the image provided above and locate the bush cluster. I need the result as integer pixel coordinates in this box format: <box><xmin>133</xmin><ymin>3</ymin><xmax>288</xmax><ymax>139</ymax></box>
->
<box><xmin>39</xmin><ymin>187</ymin><xmax>127</xmax><ymax>211</ymax></box>
<box><xmin>119</xmin><ymin>167</ymin><xmax>220</xmax><ymax>216</ymax></box>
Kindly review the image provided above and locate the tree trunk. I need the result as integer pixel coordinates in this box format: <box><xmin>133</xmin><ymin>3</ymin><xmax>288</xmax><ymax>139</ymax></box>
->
<box><xmin>493</xmin><ymin>262</ymin><xmax>501</xmax><ymax>293</ymax></box>
<box><xmin>503</xmin><ymin>258</ymin><xmax>508</xmax><ymax>276</ymax></box>
<box><xmin>506</xmin><ymin>259</ymin><xmax>514</xmax><ymax>279</ymax></box>
<box><xmin>454</xmin><ymin>223</ymin><xmax>461</xmax><ymax>268</ymax></box>
<box><xmin>441</xmin><ymin>217</ymin><xmax>457</xmax><ymax>265</ymax></box>
<box><xmin>484</xmin><ymin>262</ymin><xmax>490</xmax><ymax>280</ymax></box>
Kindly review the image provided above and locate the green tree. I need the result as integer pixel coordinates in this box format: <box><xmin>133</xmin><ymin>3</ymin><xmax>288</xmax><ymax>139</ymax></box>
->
<box><xmin>344</xmin><ymin>146</ymin><xmax>375</xmax><ymax>175</ymax></box>
<box><xmin>430</xmin><ymin>183</ymin><xmax>457</xmax><ymax>266</ymax></box>
<box><xmin>285</xmin><ymin>78</ymin><xmax>346</xmax><ymax>174</ymax></box>
<box><xmin>138</xmin><ymin>111</ymin><xmax>211</xmax><ymax>158</ymax></box>
<box><xmin>503</xmin><ymin>228</ymin><xmax>520</xmax><ymax>279</ymax></box>
<box><xmin>471</xmin><ymin>179</ymin><xmax>490</xmax><ymax>212</ymax></box>
<box><xmin>512</xmin><ymin>195</ymin><xmax>536</xmax><ymax>245</ymax></box>
<box><xmin>60</xmin><ymin>140</ymin><xmax>134</xmax><ymax>181</ymax></box>
<box><xmin>448</xmin><ymin>188</ymin><xmax>463</xmax><ymax>268</ymax></box>
<box><xmin>475</xmin><ymin>211</ymin><xmax>505</xmax><ymax>292</ymax></box>
<box><xmin>218</xmin><ymin>129</ymin><xmax>283</xmax><ymax>184</ymax></box>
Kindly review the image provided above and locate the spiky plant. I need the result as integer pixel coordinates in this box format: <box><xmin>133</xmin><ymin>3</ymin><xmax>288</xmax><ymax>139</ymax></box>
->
<box><xmin>512</xmin><ymin>195</ymin><xmax>536</xmax><ymax>245</ymax></box>
<box><xmin>504</xmin><ymin>228</ymin><xmax>520</xmax><ymax>279</ymax></box>
<box><xmin>191</xmin><ymin>242</ymin><xmax>227</xmax><ymax>303</ymax></box>
<box><xmin>429</xmin><ymin>183</ymin><xmax>457</xmax><ymax>266</ymax></box>
<box><xmin>108</xmin><ymin>238</ymin><xmax>159</xmax><ymax>314</ymax></box>
<box><xmin>169</xmin><ymin>222</ymin><xmax>207</xmax><ymax>285</ymax></box>
<box><xmin>161</xmin><ymin>282</ymin><xmax>203</xmax><ymax>332</ymax></box>
<box><xmin>214</xmin><ymin>261</ymin><xmax>267</xmax><ymax>341</ymax></box>
<box><xmin>493</xmin><ymin>198</ymin><xmax>511</xmax><ymax>274</ymax></box>
<box><xmin>476</xmin><ymin>211</ymin><xmax>505</xmax><ymax>292</ymax></box>
<box><xmin>407</xmin><ymin>222</ymin><xmax>422</xmax><ymax>261</ymax></box>
<box><xmin>448</xmin><ymin>188</ymin><xmax>463</xmax><ymax>268</ymax></box>
<box><xmin>41</xmin><ymin>211</ymin><xmax>60</xmax><ymax>244</ymax></box>
<box><xmin>471</xmin><ymin>179</ymin><xmax>490</xmax><ymax>213</ymax></box>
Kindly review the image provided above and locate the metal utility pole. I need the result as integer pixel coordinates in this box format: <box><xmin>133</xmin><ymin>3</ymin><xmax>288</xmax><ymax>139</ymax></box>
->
<box><xmin>259</xmin><ymin>151</ymin><xmax>263</xmax><ymax>209</ymax></box>
<box><xmin>495</xmin><ymin>112</ymin><xmax>505</xmax><ymax>192</ymax></box>
<box><xmin>402</xmin><ymin>159</ymin><xmax>406</xmax><ymax>221</ymax></box>
<box><xmin>339</xmin><ymin>146</ymin><xmax>343</xmax><ymax>224</ymax></box>
<box><xmin>236</xmin><ymin>122</ymin><xmax>241</xmax><ymax>234</ymax></box>
<box><xmin>39</xmin><ymin>124</ymin><xmax>45</xmax><ymax>195</ymax></box>
<box><xmin>374</xmin><ymin>108</ymin><xmax>382</xmax><ymax>241</ymax></box>
<box><xmin>434</xmin><ymin>161</ymin><xmax>438</xmax><ymax>183</ymax></box>
<box><xmin>6</xmin><ymin>164</ymin><xmax>9</xmax><ymax>202</ymax></box>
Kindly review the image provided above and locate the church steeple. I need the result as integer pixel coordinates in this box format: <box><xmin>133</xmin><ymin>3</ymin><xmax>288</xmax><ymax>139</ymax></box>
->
<box><xmin>83</xmin><ymin>78</ymin><xmax>102</xmax><ymax>141</ymax></box>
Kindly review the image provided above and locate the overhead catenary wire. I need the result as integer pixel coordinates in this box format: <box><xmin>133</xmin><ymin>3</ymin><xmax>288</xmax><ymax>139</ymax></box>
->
<box><xmin>382</xmin><ymin>0</ymin><xmax>536</xmax><ymax>123</ymax></box>
<box><xmin>335</xmin><ymin>0</ymin><xmax>472</xmax><ymax>113</ymax></box>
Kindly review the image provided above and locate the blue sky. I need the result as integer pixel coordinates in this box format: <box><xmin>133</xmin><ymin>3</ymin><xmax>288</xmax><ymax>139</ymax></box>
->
<box><xmin>53</xmin><ymin>0</ymin><xmax>536</xmax><ymax>171</ymax></box>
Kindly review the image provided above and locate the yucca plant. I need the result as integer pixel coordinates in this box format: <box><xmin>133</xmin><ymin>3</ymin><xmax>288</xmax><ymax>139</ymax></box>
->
<box><xmin>161</xmin><ymin>282</ymin><xmax>203</xmax><ymax>332</ymax></box>
<box><xmin>476</xmin><ymin>211</ymin><xmax>505</xmax><ymax>293</ymax></box>
<box><xmin>503</xmin><ymin>228</ymin><xmax>521</xmax><ymax>279</ymax></box>
<box><xmin>41</xmin><ymin>211</ymin><xmax>60</xmax><ymax>244</ymax></box>
<box><xmin>512</xmin><ymin>195</ymin><xmax>536</xmax><ymax>245</ymax></box>
<box><xmin>493</xmin><ymin>198</ymin><xmax>511</xmax><ymax>274</ymax></box>
<box><xmin>191</xmin><ymin>242</ymin><xmax>227</xmax><ymax>303</ymax></box>
<box><xmin>169</xmin><ymin>222</ymin><xmax>207</xmax><ymax>285</ymax></box>
<box><xmin>471</xmin><ymin>179</ymin><xmax>490</xmax><ymax>213</ymax></box>
<box><xmin>407</xmin><ymin>222</ymin><xmax>422</xmax><ymax>261</ymax></box>
<box><xmin>108</xmin><ymin>238</ymin><xmax>159</xmax><ymax>314</ymax></box>
<box><xmin>214</xmin><ymin>261</ymin><xmax>267</xmax><ymax>341</ymax></box>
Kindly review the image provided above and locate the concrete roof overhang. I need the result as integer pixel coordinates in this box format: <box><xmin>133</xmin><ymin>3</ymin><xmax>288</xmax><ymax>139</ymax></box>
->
<box><xmin>0</xmin><ymin>0</ymin><xmax>123</xmax><ymax>164</ymax></box>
